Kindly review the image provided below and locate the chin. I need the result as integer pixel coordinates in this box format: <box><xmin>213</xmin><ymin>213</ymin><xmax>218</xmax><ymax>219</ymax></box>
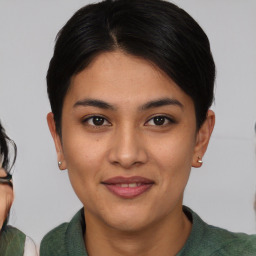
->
<box><xmin>102</xmin><ymin>209</ymin><xmax>155</xmax><ymax>233</ymax></box>
<box><xmin>109</xmin><ymin>219</ymin><xmax>150</xmax><ymax>233</ymax></box>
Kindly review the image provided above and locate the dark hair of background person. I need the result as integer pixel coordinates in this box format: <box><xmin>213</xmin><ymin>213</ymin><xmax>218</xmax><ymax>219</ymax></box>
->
<box><xmin>47</xmin><ymin>0</ymin><xmax>215</xmax><ymax>135</ymax></box>
<box><xmin>0</xmin><ymin>121</ymin><xmax>17</xmax><ymax>173</ymax></box>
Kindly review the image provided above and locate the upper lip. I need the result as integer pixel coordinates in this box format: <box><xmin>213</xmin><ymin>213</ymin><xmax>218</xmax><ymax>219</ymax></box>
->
<box><xmin>102</xmin><ymin>176</ymin><xmax>154</xmax><ymax>184</ymax></box>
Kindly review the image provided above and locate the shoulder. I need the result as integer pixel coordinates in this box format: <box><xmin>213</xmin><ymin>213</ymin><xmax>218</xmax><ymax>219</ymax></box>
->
<box><xmin>40</xmin><ymin>222</ymin><xmax>69</xmax><ymax>256</ymax></box>
<box><xmin>205</xmin><ymin>225</ymin><xmax>256</xmax><ymax>255</ymax></box>
<box><xmin>180</xmin><ymin>207</ymin><xmax>256</xmax><ymax>256</ymax></box>
<box><xmin>0</xmin><ymin>226</ymin><xmax>38</xmax><ymax>256</ymax></box>
<box><xmin>40</xmin><ymin>208</ymin><xmax>87</xmax><ymax>256</ymax></box>
<box><xmin>0</xmin><ymin>226</ymin><xmax>26</xmax><ymax>256</ymax></box>
<box><xmin>1</xmin><ymin>225</ymin><xmax>26</xmax><ymax>239</ymax></box>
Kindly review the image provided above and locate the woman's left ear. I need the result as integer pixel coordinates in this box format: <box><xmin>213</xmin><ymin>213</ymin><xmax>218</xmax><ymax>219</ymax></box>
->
<box><xmin>192</xmin><ymin>110</ymin><xmax>215</xmax><ymax>168</ymax></box>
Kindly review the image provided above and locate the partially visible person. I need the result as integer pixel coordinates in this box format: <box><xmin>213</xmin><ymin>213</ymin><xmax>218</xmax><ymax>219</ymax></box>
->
<box><xmin>0</xmin><ymin>121</ymin><xmax>37</xmax><ymax>256</ymax></box>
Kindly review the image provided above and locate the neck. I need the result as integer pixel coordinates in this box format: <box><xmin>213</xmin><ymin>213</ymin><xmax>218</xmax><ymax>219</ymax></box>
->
<box><xmin>84</xmin><ymin>206</ymin><xmax>192</xmax><ymax>256</ymax></box>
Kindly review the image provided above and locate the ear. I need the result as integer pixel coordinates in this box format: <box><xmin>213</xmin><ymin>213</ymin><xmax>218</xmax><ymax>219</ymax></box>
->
<box><xmin>47</xmin><ymin>112</ymin><xmax>67</xmax><ymax>170</ymax></box>
<box><xmin>192</xmin><ymin>110</ymin><xmax>215</xmax><ymax>168</ymax></box>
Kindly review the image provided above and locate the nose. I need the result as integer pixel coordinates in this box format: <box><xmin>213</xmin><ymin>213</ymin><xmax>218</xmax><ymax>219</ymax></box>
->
<box><xmin>108</xmin><ymin>125</ymin><xmax>148</xmax><ymax>169</ymax></box>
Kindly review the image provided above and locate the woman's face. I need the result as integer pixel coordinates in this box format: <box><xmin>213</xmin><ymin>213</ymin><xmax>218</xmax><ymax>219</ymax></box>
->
<box><xmin>48</xmin><ymin>51</ymin><xmax>214</xmax><ymax>232</ymax></box>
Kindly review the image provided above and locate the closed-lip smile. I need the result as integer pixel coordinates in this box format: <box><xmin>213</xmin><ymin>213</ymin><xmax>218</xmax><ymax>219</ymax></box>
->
<box><xmin>101</xmin><ymin>176</ymin><xmax>154</xmax><ymax>199</ymax></box>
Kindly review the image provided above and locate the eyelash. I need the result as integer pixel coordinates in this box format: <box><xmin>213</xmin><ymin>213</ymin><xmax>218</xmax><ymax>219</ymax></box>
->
<box><xmin>82</xmin><ymin>115</ymin><xmax>175</xmax><ymax>127</ymax></box>
<box><xmin>145</xmin><ymin>115</ymin><xmax>175</xmax><ymax>126</ymax></box>
<box><xmin>82</xmin><ymin>115</ymin><xmax>111</xmax><ymax>127</ymax></box>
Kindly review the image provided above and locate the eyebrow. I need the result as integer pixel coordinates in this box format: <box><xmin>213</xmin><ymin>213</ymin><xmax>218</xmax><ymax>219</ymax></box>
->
<box><xmin>140</xmin><ymin>98</ymin><xmax>184</xmax><ymax>110</ymax></box>
<box><xmin>73</xmin><ymin>97</ymin><xmax>183</xmax><ymax>111</ymax></box>
<box><xmin>73</xmin><ymin>99</ymin><xmax>116</xmax><ymax>110</ymax></box>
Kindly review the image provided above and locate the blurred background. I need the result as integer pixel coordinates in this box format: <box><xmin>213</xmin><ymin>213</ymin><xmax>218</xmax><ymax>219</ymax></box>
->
<box><xmin>0</xmin><ymin>0</ymin><xmax>255</xmax><ymax>245</ymax></box>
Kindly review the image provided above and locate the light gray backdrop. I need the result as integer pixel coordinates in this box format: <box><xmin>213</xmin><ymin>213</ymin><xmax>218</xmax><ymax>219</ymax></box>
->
<box><xmin>0</xmin><ymin>0</ymin><xmax>255</xmax><ymax>246</ymax></box>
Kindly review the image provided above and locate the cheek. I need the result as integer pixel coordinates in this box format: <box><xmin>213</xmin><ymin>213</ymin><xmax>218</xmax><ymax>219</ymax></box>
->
<box><xmin>61</xmin><ymin>131</ymin><xmax>108</xmax><ymax>201</ymax></box>
<box><xmin>0</xmin><ymin>185</ymin><xmax>13</xmax><ymax>216</ymax></box>
<box><xmin>62</xmin><ymin>127</ymin><xmax>106</xmax><ymax>172</ymax></box>
<box><xmin>148</xmin><ymin>129</ymin><xmax>196</xmax><ymax>190</ymax></box>
<box><xmin>150</xmin><ymin>132</ymin><xmax>195</xmax><ymax>169</ymax></box>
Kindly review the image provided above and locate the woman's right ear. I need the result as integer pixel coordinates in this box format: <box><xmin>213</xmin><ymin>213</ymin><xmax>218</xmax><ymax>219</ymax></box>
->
<box><xmin>47</xmin><ymin>112</ymin><xmax>67</xmax><ymax>170</ymax></box>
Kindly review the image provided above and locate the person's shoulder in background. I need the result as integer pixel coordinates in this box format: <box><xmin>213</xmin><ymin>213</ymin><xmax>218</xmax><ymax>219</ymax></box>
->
<box><xmin>0</xmin><ymin>225</ymin><xmax>38</xmax><ymax>256</ymax></box>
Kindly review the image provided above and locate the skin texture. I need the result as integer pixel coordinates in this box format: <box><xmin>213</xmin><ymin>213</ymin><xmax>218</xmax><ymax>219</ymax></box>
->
<box><xmin>0</xmin><ymin>168</ymin><xmax>13</xmax><ymax>230</ymax></box>
<box><xmin>48</xmin><ymin>51</ymin><xmax>215</xmax><ymax>256</ymax></box>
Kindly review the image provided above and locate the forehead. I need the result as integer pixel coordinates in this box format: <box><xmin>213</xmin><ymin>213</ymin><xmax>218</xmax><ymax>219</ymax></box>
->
<box><xmin>66</xmin><ymin>51</ymin><xmax>194</xmax><ymax>109</ymax></box>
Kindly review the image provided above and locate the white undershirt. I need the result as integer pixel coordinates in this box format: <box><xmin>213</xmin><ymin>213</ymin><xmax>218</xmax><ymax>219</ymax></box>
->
<box><xmin>23</xmin><ymin>236</ymin><xmax>38</xmax><ymax>256</ymax></box>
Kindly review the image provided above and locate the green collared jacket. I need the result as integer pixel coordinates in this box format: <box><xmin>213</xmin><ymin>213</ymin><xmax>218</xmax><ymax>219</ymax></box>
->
<box><xmin>40</xmin><ymin>207</ymin><xmax>256</xmax><ymax>256</ymax></box>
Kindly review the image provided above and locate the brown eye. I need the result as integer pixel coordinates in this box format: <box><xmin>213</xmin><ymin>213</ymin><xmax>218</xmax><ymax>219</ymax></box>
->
<box><xmin>83</xmin><ymin>116</ymin><xmax>111</xmax><ymax>127</ymax></box>
<box><xmin>145</xmin><ymin>115</ymin><xmax>174</xmax><ymax>126</ymax></box>
<box><xmin>153</xmin><ymin>116</ymin><xmax>166</xmax><ymax>125</ymax></box>
<box><xmin>92</xmin><ymin>117</ymin><xmax>105</xmax><ymax>126</ymax></box>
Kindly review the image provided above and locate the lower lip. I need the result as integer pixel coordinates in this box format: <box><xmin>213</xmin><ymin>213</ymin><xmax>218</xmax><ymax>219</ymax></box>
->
<box><xmin>104</xmin><ymin>184</ymin><xmax>153</xmax><ymax>199</ymax></box>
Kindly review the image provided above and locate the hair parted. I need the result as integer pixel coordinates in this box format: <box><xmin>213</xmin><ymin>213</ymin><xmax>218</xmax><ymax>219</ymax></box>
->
<box><xmin>47</xmin><ymin>0</ymin><xmax>215</xmax><ymax>134</ymax></box>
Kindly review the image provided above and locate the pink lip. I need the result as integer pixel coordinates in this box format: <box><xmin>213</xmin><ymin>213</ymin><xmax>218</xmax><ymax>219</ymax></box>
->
<box><xmin>102</xmin><ymin>176</ymin><xmax>154</xmax><ymax>199</ymax></box>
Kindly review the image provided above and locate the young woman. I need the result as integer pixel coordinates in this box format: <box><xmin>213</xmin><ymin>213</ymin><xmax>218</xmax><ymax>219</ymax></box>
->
<box><xmin>0</xmin><ymin>121</ymin><xmax>37</xmax><ymax>256</ymax></box>
<box><xmin>40</xmin><ymin>0</ymin><xmax>256</xmax><ymax>255</ymax></box>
